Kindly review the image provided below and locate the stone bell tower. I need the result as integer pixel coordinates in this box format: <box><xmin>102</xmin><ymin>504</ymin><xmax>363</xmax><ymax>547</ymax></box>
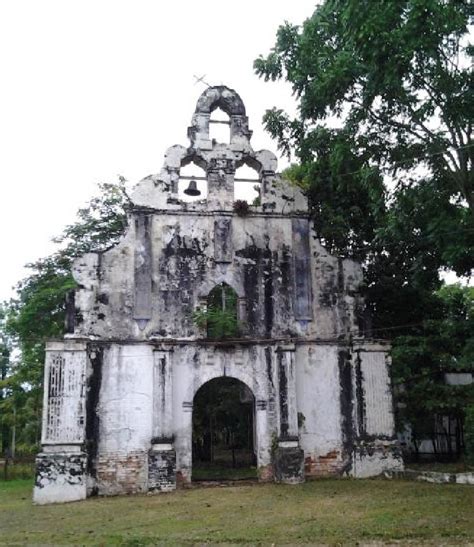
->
<box><xmin>34</xmin><ymin>86</ymin><xmax>403</xmax><ymax>504</ymax></box>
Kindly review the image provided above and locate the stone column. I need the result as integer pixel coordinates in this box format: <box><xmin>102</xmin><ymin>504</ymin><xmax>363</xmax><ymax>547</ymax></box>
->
<box><xmin>207</xmin><ymin>158</ymin><xmax>234</xmax><ymax>210</ymax></box>
<box><xmin>273</xmin><ymin>344</ymin><xmax>305</xmax><ymax>484</ymax></box>
<box><xmin>148</xmin><ymin>349</ymin><xmax>176</xmax><ymax>492</ymax></box>
<box><xmin>255</xmin><ymin>398</ymin><xmax>274</xmax><ymax>482</ymax></box>
<box><xmin>33</xmin><ymin>340</ymin><xmax>88</xmax><ymax>504</ymax></box>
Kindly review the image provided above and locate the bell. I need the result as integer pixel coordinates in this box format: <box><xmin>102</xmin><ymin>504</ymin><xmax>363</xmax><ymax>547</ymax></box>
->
<box><xmin>183</xmin><ymin>179</ymin><xmax>201</xmax><ymax>196</ymax></box>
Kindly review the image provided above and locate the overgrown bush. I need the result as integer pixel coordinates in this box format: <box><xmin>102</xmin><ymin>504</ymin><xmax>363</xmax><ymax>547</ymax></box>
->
<box><xmin>192</xmin><ymin>306</ymin><xmax>239</xmax><ymax>339</ymax></box>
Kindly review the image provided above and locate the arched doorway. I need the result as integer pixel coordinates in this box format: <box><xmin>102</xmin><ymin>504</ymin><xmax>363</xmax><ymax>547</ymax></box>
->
<box><xmin>192</xmin><ymin>377</ymin><xmax>256</xmax><ymax>480</ymax></box>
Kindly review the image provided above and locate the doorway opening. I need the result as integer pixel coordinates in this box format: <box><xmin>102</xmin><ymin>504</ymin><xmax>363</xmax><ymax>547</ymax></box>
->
<box><xmin>192</xmin><ymin>377</ymin><xmax>256</xmax><ymax>481</ymax></box>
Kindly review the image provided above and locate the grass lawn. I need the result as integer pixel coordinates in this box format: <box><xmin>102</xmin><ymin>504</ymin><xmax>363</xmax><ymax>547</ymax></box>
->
<box><xmin>0</xmin><ymin>478</ymin><xmax>472</xmax><ymax>545</ymax></box>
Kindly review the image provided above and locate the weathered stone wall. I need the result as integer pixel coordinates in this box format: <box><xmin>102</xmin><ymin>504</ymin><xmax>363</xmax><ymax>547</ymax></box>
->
<box><xmin>92</xmin><ymin>344</ymin><xmax>153</xmax><ymax>495</ymax></box>
<box><xmin>72</xmin><ymin>213</ymin><xmax>364</xmax><ymax>345</ymax></box>
<box><xmin>148</xmin><ymin>445</ymin><xmax>176</xmax><ymax>492</ymax></box>
<box><xmin>35</xmin><ymin>85</ymin><xmax>402</xmax><ymax>503</ymax></box>
<box><xmin>34</xmin><ymin>451</ymin><xmax>87</xmax><ymax>504</ymax></box>
<box><xmin>295</xmin><ymin>342</ymin><xmax>402</xmax><ymax>477</ymax></box>
<box><xmin>295</xmin><ymin>344</ymin><xmax>347</xmax><ymax>475</ymax></box>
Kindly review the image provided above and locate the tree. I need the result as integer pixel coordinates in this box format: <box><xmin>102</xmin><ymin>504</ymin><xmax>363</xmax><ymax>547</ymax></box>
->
<box><xmin>255</xmin><ymin>0</ymin><xmax>473</xmax><ymax>458</ymax></box>
<box><xmin>3</xmin><ymin>178</ymin><xmax>130</xmax><ymax>453</ymax></box>
<box><xmin>392</xmin><ymin>285</ymin><xmax>474</xmax><ymax>456</ymax></box>
<box><xmin>0</xmin><ymin>304</ymin><xmax>12</xmax><ymax>454</ymax></box>
<box><xmin>255</xmin><ymin>0</ymin><xmax>473</xmax><ymax>276</ymax></box>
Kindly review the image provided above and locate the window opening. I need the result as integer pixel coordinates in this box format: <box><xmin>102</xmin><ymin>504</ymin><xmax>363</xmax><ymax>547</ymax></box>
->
<box><xmin>194</xmin><ymin>283</ymin><xmax>239</xmax><ymax>339</ymax></box>
<box><xmin>206</xmin><ymin>283</ymin><xmax>238</xmax><ymax>339</ymax></box>
<box><xmin>209</xmin><ymin>107</ymin><xmax>231</xmax><ymax>144</ymax></box>
<box><xmin>178</xmin><ymin>161</ymin><xmax>207</xmax><ymax>202</ymax></box>
<box><xmin>192</xmin><ymin>377</ymin><xmax>256</xmax><ymax>480</ymax></box>
<box><xmin>234</xmin><ymin>164</ymin><xmax>261</xmax><ymax>205</ymax></box>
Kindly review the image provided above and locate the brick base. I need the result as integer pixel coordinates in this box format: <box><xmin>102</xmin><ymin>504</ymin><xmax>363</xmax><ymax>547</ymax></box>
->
<box><xmin>304</xmin><ymin>450</ymin><xmax>347</xmax><ymax>476</ymax></box>
<box><xmin>97</xmin><ymin>451</ymin><xmax>147</xmax><ymax>495</ymax></box>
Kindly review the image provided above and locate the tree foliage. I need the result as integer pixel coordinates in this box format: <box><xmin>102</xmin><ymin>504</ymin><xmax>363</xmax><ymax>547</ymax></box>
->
<box><xmin>1</xmin><ymin>178</ymin><xmax>130</xmax><ymax>454</ymax></box>
<box><xmin>392</xmin><ymin>285</ymin><xmax>474</xmax><ymax>449</ymax></box>
<box><xmin>255</xmin><ymin>0</ymin><xmax>473</xmax><ymax>275</ymax></box>
<box><xmin>256</xmin><ymin>0</ymin><xmax>473</xmax><ymax>457</ymax></box>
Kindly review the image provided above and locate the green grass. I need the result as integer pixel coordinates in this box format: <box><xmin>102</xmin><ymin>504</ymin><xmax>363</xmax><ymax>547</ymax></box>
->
<box><xmin>0</xmin><ymin>478</ymin><xmax>473</xmax><ymax>545</ymax></box>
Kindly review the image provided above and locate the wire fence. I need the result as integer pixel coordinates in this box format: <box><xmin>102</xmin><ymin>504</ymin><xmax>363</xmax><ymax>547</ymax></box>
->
<box><xmin>0</xmin><ymin>454</ymin><xmax>35</xmax><ymax>481</ymax></box>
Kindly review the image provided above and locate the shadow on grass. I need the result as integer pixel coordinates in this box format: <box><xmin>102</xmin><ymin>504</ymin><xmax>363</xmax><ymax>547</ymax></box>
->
<box><xmin>192</xmin><ymin>464</ymin><xmax>257</xmax><ymax>481</ymax></box>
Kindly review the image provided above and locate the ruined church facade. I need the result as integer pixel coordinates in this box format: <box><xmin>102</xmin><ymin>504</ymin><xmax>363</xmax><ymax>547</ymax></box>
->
<box><xmin>34</xmin><ymin>86</ymin><xmax>402</xmax><ymax>504</ymax></box>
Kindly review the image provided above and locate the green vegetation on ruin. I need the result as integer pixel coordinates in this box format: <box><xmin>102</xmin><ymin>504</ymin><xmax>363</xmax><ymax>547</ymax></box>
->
<box><xmin>1</xmin><ymin>478</ymin><xmax>472</xmax><ymax>545</ymax></box>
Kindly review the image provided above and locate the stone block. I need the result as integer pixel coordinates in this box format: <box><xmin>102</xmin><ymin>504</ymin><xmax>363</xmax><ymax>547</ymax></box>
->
<box><xmin>273</xmin><ymin>445</ymin><xmax>305</xmax><ymax>484</ymax></box>
<box><xmin>33</xmin><ymin>451</ymin><xmax>87</xmax><ymax>504</ymax></box>
<box><xmin>148</xmin><ymin>445</ymin><xmax>176</xmax><ymax>492</ymax></box>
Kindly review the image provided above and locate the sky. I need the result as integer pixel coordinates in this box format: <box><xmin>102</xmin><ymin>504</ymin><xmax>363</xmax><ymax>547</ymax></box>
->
<box><xmin>0</xmin><ymin>0</ymin><xmax>318</xmax><ymax>302</ymax></box>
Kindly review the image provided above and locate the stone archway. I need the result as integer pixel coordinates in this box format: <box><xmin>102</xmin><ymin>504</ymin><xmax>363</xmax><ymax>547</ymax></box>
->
<box><xmin>192</xmin><ymin>376</ymin><xmax>256</xmax><ymax>480</ymax></box>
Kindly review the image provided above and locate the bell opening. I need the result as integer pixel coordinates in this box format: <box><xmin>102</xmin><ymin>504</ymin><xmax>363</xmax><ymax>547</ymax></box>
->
<box><xmin>184</xmin><ymin>180</ymin><xmax>201</xmax><ymax>196</ymax></box>
<box><xmin>178</xmin><ymin>161</ymin><xmax>207</xmax><ymax>202</ymax></box>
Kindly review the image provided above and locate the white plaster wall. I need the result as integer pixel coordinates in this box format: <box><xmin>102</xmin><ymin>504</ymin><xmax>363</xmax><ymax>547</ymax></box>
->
<box><xmin>34</xmin><ymin>477</ymin><xmax>86</xmax><ymax>505</ymax></box>
<box><xmin>307</xmin><ymin>239</ymin><xmax>364</xmax><ymax>339</ymax></box>
<box><xmin>295</xmin><ymin>345</ymin><xmax>343</xmax><ymax>456</ymax></box>
<box><xmin>359</xmin><ymin>351</ymin><xmax>395</xmax><ymax>437</ymax></box>
<box><xmin>73</xmin><ymin>207</ymin><xmax>347</xmax><ymax>341</ymax></box>
<box><xmin>351</xmin><ymin>449</ymin><xmax>404</xmax><ymax>478</ymax></box>
<box><xmin>98</xmin><ymin>344</ymin><xmax>154</xmax><ymax>454</ymax></box>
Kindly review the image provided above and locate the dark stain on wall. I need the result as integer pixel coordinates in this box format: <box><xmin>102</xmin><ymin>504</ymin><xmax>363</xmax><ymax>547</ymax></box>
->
<box><xmin>338</xmin><ymin>349</ymin><xmax>353</xmax><ymax>468</ymax></box>
<box><xmin>278</xmin><ymin>351</ymin><xmax>289</xmax><ymax>438</ymax></box>
<box><xmin>159</xmin><ymin>233</ymin><xmax>208</xmax><ymax>335</ymax></box>
<box><xmin>236</xmin><ymin>244</ymin><xmax>274</xmax><ymax>336</ymax></box>
<box><xmin>65</xmin><ymin>290</ymin><xmax>76</xmax><ymax>334</ymax></box>
<box><xmin>263</xmin><ymin>255</ymin><xmax>274</xmax><ymax>337</ymax></box>
<box><xmin>265</xmin><ymin>346</ymin><xmax>274</xmax><ymax>389</ymax></box>
<box><xmin>133</xmin><ymin>214</ymin><xmax>153</xmax><ymax>323</ymax></box>
<box><xmin>354</xmin><ymin>351</ymin><xmax>366</xmax><ymax>437</ymax></box>
<box><xmin>85</xmin><ymin>345</ymin><xmax>103</xmax><ymax>492</ymax></box>
<box><xmin>35</xmin><ymin>453</ymin><xmax>86</xmax><ymax>489</ymax></box>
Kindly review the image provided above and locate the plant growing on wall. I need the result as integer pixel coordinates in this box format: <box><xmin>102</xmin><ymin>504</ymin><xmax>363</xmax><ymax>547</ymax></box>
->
<box><xmin>233</xmin><ymin>200</ymin><xmax>250</xmax><ymax>217</ymax></box>
<box><xmin>193</xmin><ymin>283</ymin><xmax>240</xmax><ymax>339</ymax></box>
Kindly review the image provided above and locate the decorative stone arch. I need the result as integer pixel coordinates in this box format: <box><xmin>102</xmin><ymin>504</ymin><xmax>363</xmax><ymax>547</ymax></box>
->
<box><xmin>188</xmin><ymin>86</ymin><xmax>252</xmax><ymax>148</ymax></box>
<box><xmin>193</xmin><ymin>372</ymin><xmax>257</xmax><ymax>402</ymax></box>
<box><xmin>194</xmin><ymin>86</ymin><xmax>247</xmax><ymax>116</ymax></box>
<box><xmin>180</xmin><ymin>153</ymin><xmax>208</xmax><ymax>172</ymax></box>
<box><xmin>197</xmin><ymin>278</ymin><xmax>245</xmax><ymax>301</ymax></box>
<box><xmin>235</xmin><ymin>154</ymin><xmax>262</xmax><ymax>174</ymax></box>
<box><xmin>189</xmin><ymin>366</ymin><xmax>271</xmax><ymax>475</ymax></box>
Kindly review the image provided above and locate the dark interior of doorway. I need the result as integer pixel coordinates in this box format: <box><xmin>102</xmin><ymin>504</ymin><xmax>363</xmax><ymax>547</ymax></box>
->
<box><xmin>192</xmin><ymin>377</ymin><xmax>257</xmax><ymax>481</ymax></box>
